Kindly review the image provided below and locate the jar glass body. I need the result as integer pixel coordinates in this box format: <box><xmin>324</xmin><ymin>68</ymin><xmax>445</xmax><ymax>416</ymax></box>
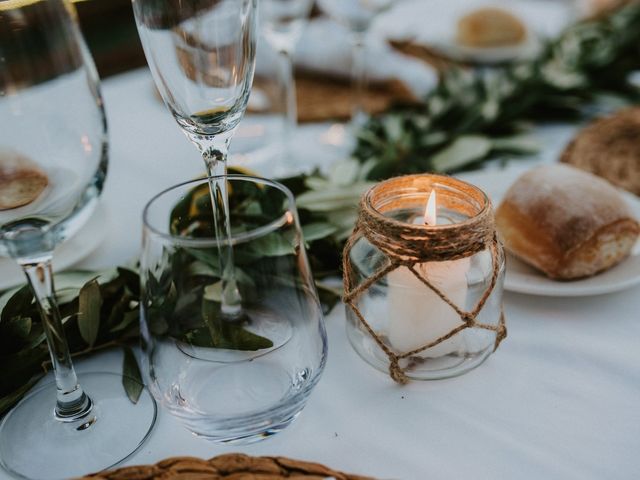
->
<box><xmin>344</xmin><ymin>178</ymin><xmax>506</xmax><ymax>380</ymax></box>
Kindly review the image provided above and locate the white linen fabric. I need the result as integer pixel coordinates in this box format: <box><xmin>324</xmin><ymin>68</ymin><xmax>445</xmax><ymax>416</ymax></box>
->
<box><xmin>1</xmin><ymin>69</ymin><xmax>637</xmax><ymax>480</ymax></box>
<box><xmin>292</xmin><ymin>17</ymin><xmax>437</xmax><ymax>98</ymax></box>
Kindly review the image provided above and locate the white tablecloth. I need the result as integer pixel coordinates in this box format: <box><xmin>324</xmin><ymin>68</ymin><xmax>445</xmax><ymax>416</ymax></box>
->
<box><xmin>3</xmin><ymin>68</ymin><xmax>640</xmax><ymax>480</ymax></box>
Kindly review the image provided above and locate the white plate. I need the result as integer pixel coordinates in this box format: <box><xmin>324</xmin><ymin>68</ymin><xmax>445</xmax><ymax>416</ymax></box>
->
<box><xmin>0</xmin><ymin>204</ymin><xmax>108</xmax><ymax>291</ymax></box>
<box><xmin>430</xmin><ymin>32</ymin><xmax>541</xmax><ymax>64</ymax></box>
<box><xmin>374</xmin><ymin>0</ymin><xmax>576</xmax><ymax>65</ymax></box>
<box><xmin>457</xmin><ymin>167</ymin><xmax>640</xmax><ymax>296</ymax></box>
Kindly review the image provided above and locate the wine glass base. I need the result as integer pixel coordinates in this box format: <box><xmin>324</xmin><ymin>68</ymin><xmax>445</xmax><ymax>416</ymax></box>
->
<box><xmin>0</xmin><ymin>372</ymin><xmax>157</xmax><ymax>480</ymax></box>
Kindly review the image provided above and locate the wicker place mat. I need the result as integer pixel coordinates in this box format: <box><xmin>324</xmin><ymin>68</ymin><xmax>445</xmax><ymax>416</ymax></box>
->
<box><xmin>250</xmin><ymin>72</ymin><xmax>418</xmax><ymax>124</ymax></box>
<box><xmin>389</xmin><ymin>40</ymin><xmax>459</xmax><ymax>72</ymax></box>
<box><xmin>80</xmin><ymin>453</ymin><xmax>375</xmax><ymax>480</ymax></box>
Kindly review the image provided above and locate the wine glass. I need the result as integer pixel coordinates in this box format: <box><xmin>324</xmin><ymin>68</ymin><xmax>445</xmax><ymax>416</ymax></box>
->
<box><xmin>0</xmin><ymin>1</ymin><xmax>156</xmax><ymax>478</ymax></box>
<box><xmin>260</xmin><ymin>0</ymin><xmax>314</xmax><ymax>171</ymax></box>
<box><xmin>317</xmin><ymin>0</ymin><xmax>396</xmax><ymax>126</ymax></box>
<box><xmin>132</xmin><ymin>0</ymin><xmax>257</xmax><ymax>323</ymax></box>
<box><xmin>140</xmin><ymin>175</ymin><xmax>327</xmax><ymax>442</ymax></box>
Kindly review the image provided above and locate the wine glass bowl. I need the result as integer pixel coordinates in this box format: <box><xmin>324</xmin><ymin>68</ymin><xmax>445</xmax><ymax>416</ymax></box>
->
<box><xmin>0</xmin><ymin>2</ymin><xmax>156</xmax><ymax>478</ymax></box>
<box><xmin>317</xmin><ymin>0</ymin><xmax>395</xmax><ymax>32</ymax></box>
<box><xmin>140</xmin><ymin>175</ymin><xmax>327</xmax><ymax>443</ymax></box>
<box><xmin>261</xmin><ymin>0</ymin><xmax>314</xmax><ymax>52</ymax></box>
<box><xmin>133</xmin><ymin>0</ymin><xmax>257</xmax><ymax>139</ymax></box>
<box><xmin>0</xmin><ymin>1</ymin><xmax>107</xmax><ymax>259</ymax></box>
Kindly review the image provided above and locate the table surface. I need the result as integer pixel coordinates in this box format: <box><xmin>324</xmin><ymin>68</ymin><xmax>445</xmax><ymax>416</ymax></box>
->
<box><xmin>3</xmin><ymin>68</ymin><xmax>640</xmax><ymax>480</ymax></box>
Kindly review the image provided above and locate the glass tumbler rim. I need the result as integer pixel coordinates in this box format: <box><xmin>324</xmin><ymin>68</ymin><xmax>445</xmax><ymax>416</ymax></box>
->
<box><xmin>143</xmin><ymin>174</ymin><xmax>299</xmax><ymax>247</ymax></box>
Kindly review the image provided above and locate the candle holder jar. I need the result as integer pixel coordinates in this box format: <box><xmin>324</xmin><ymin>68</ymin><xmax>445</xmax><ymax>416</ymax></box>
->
<box><xmin>343</xmin><ymin>174</ymin><xmax>507</xmax><ymax>383</ymax></box>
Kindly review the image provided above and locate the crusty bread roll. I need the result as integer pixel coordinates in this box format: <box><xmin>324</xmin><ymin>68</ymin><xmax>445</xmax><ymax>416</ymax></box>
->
<box><xmin>495</xmin><ymin>164</ymin><xmax>639</xmax><ymax>280</ymax></box>
<box><xmin>0</xmin><ymin>149</ymin><xmax>48</xmax><ymax>210</ymax></box>
<box><xmin>561</xmin><ymin>107</ymin><xmax>640</xmax><ymax>196</ymax></box>
<box><xmin>457</xmin><ymin>8</ymin><xmax>526</xmax><ymax>48</ymax></box>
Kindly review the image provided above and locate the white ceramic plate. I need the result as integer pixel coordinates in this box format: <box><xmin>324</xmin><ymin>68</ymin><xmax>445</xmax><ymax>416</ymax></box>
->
<box><xmin>373</xmin><ymin>0</ymin><xmax>577</xmax><ymax>65</ymax></box>
<box><xmin>430</xmin><ymin>32</ymin><xmax>541</xmax><ymax>64</ymax></box>
<box><xmin>457</xmin><ymin>167</ymin><xmax>640</xmax><ymax>296</ymax></box>
<box><xmin>0</xmin><ymin>204</ymin><xmax>108</xmax><ymax>291</ymax></box>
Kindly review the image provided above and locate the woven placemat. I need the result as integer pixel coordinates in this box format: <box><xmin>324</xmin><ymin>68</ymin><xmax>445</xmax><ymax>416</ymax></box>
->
<box><xmin>79</xmin><ymin>453</ymin><xmax>375</xmax><ymax>480</ymax></box>
<box><xmin>389</xmin><ymin>40</ymin><xmax>455</xmax><ymax>72</ymax></box>
<box><xmin>250</xmin><ymin>73</ymin><xmax>417</xmax><ymax>123</ymax></box>
<box><xmin>295</xmin><ymin>73</ymin><xmax>416</xmax><ymax>123</ymax></box>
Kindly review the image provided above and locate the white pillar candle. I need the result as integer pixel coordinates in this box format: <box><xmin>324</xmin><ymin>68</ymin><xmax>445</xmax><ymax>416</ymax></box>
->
<box><xmin>386</xmin><ymin>190</ymin><xmax>470</xmax><ymax>357</ymax></box>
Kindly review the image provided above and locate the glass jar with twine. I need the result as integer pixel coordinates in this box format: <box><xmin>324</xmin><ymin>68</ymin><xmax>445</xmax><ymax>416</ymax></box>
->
<box><xmin>342</xmin><ymin>174</ymin><xmax>507</xmax><ymax>383</ymax></box>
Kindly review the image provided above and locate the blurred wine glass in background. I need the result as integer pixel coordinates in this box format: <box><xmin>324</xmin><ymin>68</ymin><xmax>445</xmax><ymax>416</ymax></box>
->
<box><xmin>260</xmin><ymin>0</ymin><xmax>314</xmax><ymax>172</ymax></box>
<box><xmin>316</xmin><ymin>0</ymin><xmax>396</xmax><ymax>127</ymax></box>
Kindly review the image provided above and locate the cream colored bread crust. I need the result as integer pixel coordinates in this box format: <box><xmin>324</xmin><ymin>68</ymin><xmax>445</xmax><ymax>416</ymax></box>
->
<box><xmin>456</xmin><ymin>8</ymin><xmax>527</xmax><ymax>48</ymax></box>
<box><xmin>496</xmin><ymin>164</ymin><xmax>639</xmax><ymax>279</ymax></box>
<box><xmin>561</xmin><ymin>107</ymin><xmax>640</xmax><ymax>196</ymax></box>
<box><xmin>0</xmin><ymin>150</ymin><xmax>48</xmax><ymax>210</ymax></box>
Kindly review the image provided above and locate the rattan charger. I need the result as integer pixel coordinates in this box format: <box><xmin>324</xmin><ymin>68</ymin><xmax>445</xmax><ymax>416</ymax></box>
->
<box><xmin>79</xmin><ymin>453</ymin><xmax>375</xmax><ymax>480</ymax></box>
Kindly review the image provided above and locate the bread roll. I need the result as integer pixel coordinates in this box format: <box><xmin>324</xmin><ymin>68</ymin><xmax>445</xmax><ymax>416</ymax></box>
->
<box><xmin>0</xmin><ymin>149</ymin><xmax>48</xmax><ymax>210</ymax></box>
<box><xmin>561</xmin><ymin>107</ymin><xmax>640</xmax><ymax>196</ymax></box>
<box><xmin>495</xmin><ymin>164</ymin><xmax>639</xmax><ymax>280</ymax></box>
<box><xmin>457</xmin><ymin>8</ymin><xmax>526</xmax><ymax>48</ymax></box>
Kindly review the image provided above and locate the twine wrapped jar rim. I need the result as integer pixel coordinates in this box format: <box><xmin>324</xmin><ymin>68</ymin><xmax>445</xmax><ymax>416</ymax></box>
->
<box><xmin>359</xmin><ymin>174</ymin><xmax>495</xmax><ymax>263</ymax></box>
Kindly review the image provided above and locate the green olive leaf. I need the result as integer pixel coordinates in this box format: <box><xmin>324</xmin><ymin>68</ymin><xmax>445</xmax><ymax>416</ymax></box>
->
<box><xmin>110</xmin><ymin>310</ymin><xmax>139</xmax><ymax>334</ymax></box>
<box><xmin>5</xmin><ymin>317</ymin><xmax>32</xmax><ymax>341</ymax></box>
<box><xmin>0</xmin><ymin>375</ymin><xmax>44</xmax><ymax>416</ymax></box>
<box><xmin>302</xmin><ymin>223</ymin><xmax>339</xmax><ymax>243</ymax></box>
<box><xmin>77</xmin><ymin>279</ymin><xmax>102</xmax><ymax>347</ymax></box>
<box><xmin>1</xmin><ymin>285</ymin><xmax>33</xmax><ymax>324</ymax></box>
<box><xmin>117</xmin><ymin>267</ymin><xmax>140</xmax><ymax>297</ymax></box>
<box><xmin>203</xmin><ymin>282</ymin><xmax>223</xmax><ymax>303</ymax></box>
<box><xmin>296</xmin><ymin>183</ymin><xmax>373</xmax><ymax>212</ymax></box>
<box><xmin>491</xmin><ymin>135</ymin><xmax>539</xmax><ymax>154</ymax></box>
<box><xmin>198</xmin><ymin>299</ymin><xmax>273</xmax><ymax>351</ymax></box>
<box><xmin>249</xmin><ymin>233</ymin><xmax>296</xmax><ymax>257</ymax></box>
<box><xmin>187</xmin><ymin>260</ymin><xmax>218</xmax><ymax>278</ymax></box>
<box><xmin>122</xmin><ymin>346</ymin><xmax>143</xmax><ymax>404</ymax></box>
<box><xmin>431</xmin><ymin>135</ymin><xmax>493</xmax><ymax>172</ymax></box>
<box><xmin>328</xmin><ymin>159</ymin><xmax>362</xmax><ymax>186</ymax></box>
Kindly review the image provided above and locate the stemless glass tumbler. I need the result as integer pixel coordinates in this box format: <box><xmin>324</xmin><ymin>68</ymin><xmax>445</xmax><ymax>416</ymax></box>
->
<box><xmin>140</xmin><ymin>175</ymin><xmax>327</xmax><ymax>443</ymax></box>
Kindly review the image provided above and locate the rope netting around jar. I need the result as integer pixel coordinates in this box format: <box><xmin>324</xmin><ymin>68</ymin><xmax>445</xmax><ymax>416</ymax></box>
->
<box><xmin>342</xmin><ymin>175</ymin><xmax>507</xmax><ymax>384</ymax></box>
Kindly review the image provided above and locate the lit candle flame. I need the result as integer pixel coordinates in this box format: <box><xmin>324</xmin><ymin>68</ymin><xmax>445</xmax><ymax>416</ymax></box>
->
<box><xmin>423</xmin><ymin>190</ymin><xmax>437</xmax><ymax>226</ymax></box>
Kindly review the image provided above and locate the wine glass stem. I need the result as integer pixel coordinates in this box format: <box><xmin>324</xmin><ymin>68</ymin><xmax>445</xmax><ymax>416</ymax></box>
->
<box><xmin>20</xmin><ymin>256</ymin><xmax>92</xmax><ymax>421</ymax></box>
<box><xmin>278</xmin><ymin>48</ymin><xmax>297</xmax><ymax>161</ymax></box>
<box><xmin>201</xmin><ymin>132</ymin><xmax>243</xmax><ymax>318</ymax></box>
<box><xmin>350</xmin><ymin>31</ymin><xmax>368</xmax><ymax>128</ymax></box>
